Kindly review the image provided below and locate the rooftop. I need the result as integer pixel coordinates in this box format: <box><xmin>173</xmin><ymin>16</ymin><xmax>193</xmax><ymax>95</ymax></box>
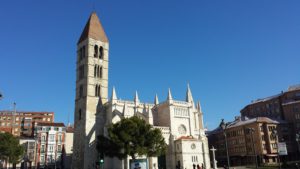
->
<box><xmin>36</xmin><ymin>122</ymin><xmax>65</xmax><ymax>127</ymax></box>
<box><xmin>78</xmin><ymin>12</ymin><xmax>108</xmax><ymax>44</ymax></box>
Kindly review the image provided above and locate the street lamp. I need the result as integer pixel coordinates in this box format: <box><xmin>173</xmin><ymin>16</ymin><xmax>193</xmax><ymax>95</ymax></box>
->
<box><xmin>220</xmin><ymin>119</ymin><xmax>230</xmax><ymax>169</ymax></box>
<box><xmin>271</xmin><ymin>129</ymin><xmax>281</xmax><ymax>169</ymax></box>
<box><xmin>247</xmin><ymin>128</ymin><xmax>258</xmax><ymax>169</ymax></box>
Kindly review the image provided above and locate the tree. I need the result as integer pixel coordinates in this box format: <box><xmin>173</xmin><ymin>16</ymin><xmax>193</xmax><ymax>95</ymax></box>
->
<box><xmin>0</xmin><ymin>132</ymin><xmax>24</xmax><ymax>167</ymax></box>
<box><xmin>97</xmin><ymin>116</ymin><xmax>167</xmax><ymax>161</ymax></box>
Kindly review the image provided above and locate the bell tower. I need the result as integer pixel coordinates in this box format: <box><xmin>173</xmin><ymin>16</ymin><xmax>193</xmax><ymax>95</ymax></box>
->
<box><xmin>72</xmin><ymin>12</ymin><xmax>109</xmax><ymax>169</ymax></box>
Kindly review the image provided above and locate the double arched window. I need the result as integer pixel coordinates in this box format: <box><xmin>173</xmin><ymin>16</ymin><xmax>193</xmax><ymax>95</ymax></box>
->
<box><xmin>94</xmin><ymin>45</ymin><xmax>104</xmax><ymax>59</ymax></box>
<box><xmin>78</xmin><ymin>109</ymin><xmax>82</xmax><ymax>120</ymax></box>
<box><xmin>99</xmin><ymin>46</ymin><xmax>104</xmax><ymax>59</ymax></box>
<box><xmin>94</xmin><ymin>45</ymin><xmax>98</xmax><ymax>58</ymax></box>
<box><xmin>95</xmin><ymin>85</ymin><xmax>101</xmax><ymax>97</ymax></box>
<box><xmin>94</xmin><ymin>65</ymin><xmax>103</xmax><ymax>79</ymax></box>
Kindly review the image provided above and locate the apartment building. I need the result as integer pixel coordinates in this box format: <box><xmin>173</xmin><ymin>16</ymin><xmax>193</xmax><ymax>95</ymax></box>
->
<box><xmin>35</xmin><ymin>122</ymin><xmax>66</xmax><ymax>169</ymax></box>
<box><xmin>240</xmin><ymin>84</ymin><xmax>300</xmax><ymax>159</ymax></box>
<box><xmin>207</xmin><ymin>116</ymin><xmax>285</xmax><ymax>166</ymax></box>
<box><xmin>0</xmin><ymin>111</ymin><xmax>54</xmax><ymax>137</ymax></box>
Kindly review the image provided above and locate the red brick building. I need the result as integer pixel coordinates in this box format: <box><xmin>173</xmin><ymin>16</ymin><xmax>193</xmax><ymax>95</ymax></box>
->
<box><xmin>0</xmin><ymin>111</ymin><xmax>54</xmax><ymax>137</ymax></box>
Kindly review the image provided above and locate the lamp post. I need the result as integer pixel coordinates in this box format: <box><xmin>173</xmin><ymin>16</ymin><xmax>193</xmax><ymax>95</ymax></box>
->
<box><xmin>272</xmin><ymin>129</ymin><xmax>281</xmax><ymax>169</ymax></box>
<box><xmin>220</xmin><ymin>119</ymin><xmax>230</xmax><ymax>169</ymax></box>
<box><xmin>247</xmin><ymin>128</ymin><xmax>258</xmax><ymax>169</ymax></box>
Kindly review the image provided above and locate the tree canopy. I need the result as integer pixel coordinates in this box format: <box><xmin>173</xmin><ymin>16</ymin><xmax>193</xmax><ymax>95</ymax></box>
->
<box><xmin>97</xmin><ymin>116</ymin><xmax>167</xmax><ymax>160</ymax></box>
<box><xmin>0</xmin><ymin>132</ymin><xmax>24</xmax><ymax>164</ymax></box>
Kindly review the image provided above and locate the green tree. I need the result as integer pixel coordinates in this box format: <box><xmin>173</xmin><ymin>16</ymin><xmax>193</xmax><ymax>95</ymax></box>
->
<box><xmin>97</xmin><ymin>116</ymin><xmax>167</xmax><ymax>161</ymax></box>
<box><xmin>0</xmin><ymin>132</ymin><xmax>24</xmax><ymax>167</ymax></box>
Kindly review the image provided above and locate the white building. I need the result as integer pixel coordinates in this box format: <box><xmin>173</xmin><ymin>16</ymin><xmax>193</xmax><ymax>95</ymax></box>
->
<box><xmin>72</xmin><ymin>12</ymin><xmax>210</xmax><ymax>169</ymax></box>
<box><xmin>35</xmin><ymin>123</ymin><xmax>66</xmax><ymax>169</ymax></box>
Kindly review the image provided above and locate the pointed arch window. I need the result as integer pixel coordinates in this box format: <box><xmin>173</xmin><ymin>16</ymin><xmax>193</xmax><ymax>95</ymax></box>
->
<box><xmin>99</xmin><ymin>46</ymin><xmax>104</xmax><ymax>59</ymax></box>
<box><xmin>79</xmin><ymin>85</ymin><xmax>83</xmax><ymax>98</ymax></box>
<box><xmin>94</xmin><ymin>45</ymin><xmax>98</xmax><ymax>58</ymax></box>
<box><xmin>82</xmin><ymin>46</ymin><xmax>85</xmax><ymax>58</ymax></box>
<box><xmin>94</xmin><ymin>65</ymin><xmax>97</xmax><ymax>77</ymax></box>
<box><xmin>100</xmin><ymin>67</ymin><xmax>103</xmax><ymax>79</ymax></box>
<box><xmin>79</xmin><ymin>45</ymin><xmax>86</xmax><ymax>60</ymax></box>
<box><xmin>79</xmin><ymin>109</ymin><xmax>82</xmax><ymax>120</ymax></box>
<box><xmin>95</xmin><ymin>85</ymin><xmax>101</xmax><ymax>97</ymax></box>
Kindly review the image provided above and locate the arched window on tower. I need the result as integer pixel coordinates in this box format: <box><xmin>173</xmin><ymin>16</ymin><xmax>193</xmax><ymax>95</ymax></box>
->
<box><xmin>94</xmin><ymin>65</ymin><xmax>97</xmax><ymax>77</ymax></box>
<box><xmin>98</xmin><ymin>85</ymin><xmax>101</xmax><ymax>97</ymax></box>
<box><xmin>97</xmin><ymin>66</ymin><xmax>100</xmax><ymax>78</ymax></box>
<box><xmin>95</xmin><ymin>85</ymin><xmax>98</xmax><ymax>96</ymax></box>
<box><xmin>95</xmin><ymin>85</ymin><xmax>101</xmax><ymax>97</ymax></box>
<box><xmin>79</xmin><ymin>85</ymin><xmax>83</xmax><ymax>98</ymax></box>
<box><xmin>82</xmin><ymin>46</ymin><xmax>85</xmax><ymax>58</ymax></box>
<box><xmin>100</xmin><ymin>67</ymin><xmax>103</xmax><ymax>79</ymax></box>
<box><xmin>79</xmin><ymin>109</ymin><xmax>82</xmax><ymax>120</ymax></box>
<box><xmin>99</xmin><ymin>46</ymin><xmax>103</xmax><ymax>59</ymax></box>
<box><xmin>94</xmin><ymin>45</ymin><xmax>98</xmax><ymax>58</ymax></box>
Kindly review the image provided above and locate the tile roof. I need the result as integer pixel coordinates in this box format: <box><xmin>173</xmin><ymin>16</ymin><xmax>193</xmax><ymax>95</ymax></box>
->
<box><xmin>78</xmin><ymin>12</ymin><xmax>108</xmax><ymax>44</ymax></box>
<box><xmin>176</xmin><ymin>135</ymin><xmax>196</xmax><ymax>140</ymax></box>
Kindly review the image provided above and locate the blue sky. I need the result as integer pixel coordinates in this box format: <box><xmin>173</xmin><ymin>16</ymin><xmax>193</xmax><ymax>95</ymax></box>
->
<box><xmin>0</xmin><ymin>0</ymin><xmax>299</xmax><ymax>129</ymax></box>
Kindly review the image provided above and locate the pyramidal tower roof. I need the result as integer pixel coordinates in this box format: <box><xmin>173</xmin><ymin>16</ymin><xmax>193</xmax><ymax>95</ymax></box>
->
<box><xmin>78</xmin><ymin>12</ymin><xmax>108</xmax><ymax>44</ymax></box>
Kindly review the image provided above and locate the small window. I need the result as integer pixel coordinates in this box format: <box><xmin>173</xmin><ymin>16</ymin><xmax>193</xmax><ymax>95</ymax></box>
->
<box><xmin>82</xmin><ymin>46</ymin><xmax>85</xmax><ymax>58</ymax></box>
<box><xmin>99</xmin><ymin>46</ymin><xmax>103</xmax><ymax>59</ymax></box>
<box><xmin>79</xmin><ymin>85</ymin><xmax>83</xmax><ymax>98</ymax></box>
<box><xmin>94</xmin><ymin>65</ymin><xmax>97</xmax><ymax>77</ymax></box>
<box><xmin>100</xmin><ymin>67</ymin><xmax>103</xmax><ymax>78</ymax></box>
<box><xmin>94</xmin><ymin>45</ymin><xmax>98</xmax><ymax>58</ymax></box>
<box><xmin>95</xmin><ymin>85</ymin><xmax>101</xmax><ymax>97</ymax></box>
<box><xmin>79</xmin><ymin>65</ymin><xmax>84</xmax><ymax>79</ymax></box>
<box><xmin>79</xmin><ymin>109</ymin><xmax>82</xmax><ymax>120</ymax></box>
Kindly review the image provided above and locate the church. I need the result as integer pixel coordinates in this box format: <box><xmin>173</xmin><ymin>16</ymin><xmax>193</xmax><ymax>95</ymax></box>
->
<box><xmin>72</xmin><ymin>12</ymin><xmax>210</xmax><ymax>169</ymax></box>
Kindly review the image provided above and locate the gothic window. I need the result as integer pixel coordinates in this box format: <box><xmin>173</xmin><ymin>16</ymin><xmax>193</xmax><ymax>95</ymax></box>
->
<box><xmin>94</xmin><ymin>45</ymin><xmax>98</xmax><ymax>58</ymax></box>
<box><xmin>98</xmin><ymin>85</ymin><xmax>101</xmax><ymax>96</ymax></box>
<box><xmin>79</xmin><ymin>85</ymin><xmax>83</xmax><ymax>98</ymax></box>
<box><xmin>95</xmin><ymin>85</ymin><xmax>98</xmax><ymax>96</ymax></box>
<box><xmin>95</xmin><ymin>85</ymin><xmax>101</xmax><ymax>97</ymax></box>
<box><xmin>82</xmin><ymin>46</ymin><xmax>85</xmax><ymax>58</ymax></box>
<box><xmin>100</xmin><ymin>66</ymin><xmax>103</xmax><ymax>78</ymax></box>
<box><xmin>94</xmin><ymin>65</ymin><xmax>97</xmax><ymax>77</ymax></box>
<box><xmin>79</xmin><ymin>109</ymin><xmax>82</xmax><ymax>120</ymax></box>
<box><xmin>79</xmin><ymin>65</ymin><xmax>84</xmax><ymax>79</ymax></box>
<box><xmin>99</xmin><ymin>46</ymin><xmax>103</xmax><ymax>59</ymax></box>
<box><xmin>97</xmin><ymin>66</ymin><xmax>100</xmax><ymax>78</ymax></box>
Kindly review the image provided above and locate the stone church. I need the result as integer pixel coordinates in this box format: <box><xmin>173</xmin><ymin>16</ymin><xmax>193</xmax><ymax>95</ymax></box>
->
<box><xmin>72</xmin><ymin>12</ymin><xmax>210</xmax><ymax>169</ymax></box>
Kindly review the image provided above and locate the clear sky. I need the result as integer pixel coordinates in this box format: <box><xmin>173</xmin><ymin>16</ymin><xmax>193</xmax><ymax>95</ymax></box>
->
<box><xmin>0</xmin><ymin>0</ymin><xmax>299</xmax><ymax>130</ymax></box>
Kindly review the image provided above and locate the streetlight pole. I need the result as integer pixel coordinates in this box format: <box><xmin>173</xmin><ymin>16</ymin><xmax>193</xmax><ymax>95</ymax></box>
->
<box><xmin>247</xmin><ymin>128</ymin><xmax>258</xmax><ymax>169</ymax></box>
<box><xmin>220</xmin><ymin>119</ymin><xmax>230</xmax><ymax>169</ymax></box>
<box><xmin>272</xmin><ymin>129</ymin><xmax>281</xmax><ymax>169</ymax></box>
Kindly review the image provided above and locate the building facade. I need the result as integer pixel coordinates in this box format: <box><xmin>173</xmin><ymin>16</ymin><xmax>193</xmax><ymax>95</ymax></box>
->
<box><xmin>0</xmin><ymin>111</ymin><xmax>54</xmax><ymax>137</ymax></box>
<box><xmin>207</xmin><ymin>117</ymin><xmax>283</xmax><ymax>166</ymax></box>
<box><xmin>35</xmin><ymin>123</ymin><xmax>66</xmax><ymax>169</ymax></box>
<box><xmin>240</xmin><ymin>85</ymin><xmax>300</xmax><ymax>159</ymax></box>
<box><xmin>72</xmin><ymin>12</ymin><xmax>210</xmax><ymax>169</ymax></box>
